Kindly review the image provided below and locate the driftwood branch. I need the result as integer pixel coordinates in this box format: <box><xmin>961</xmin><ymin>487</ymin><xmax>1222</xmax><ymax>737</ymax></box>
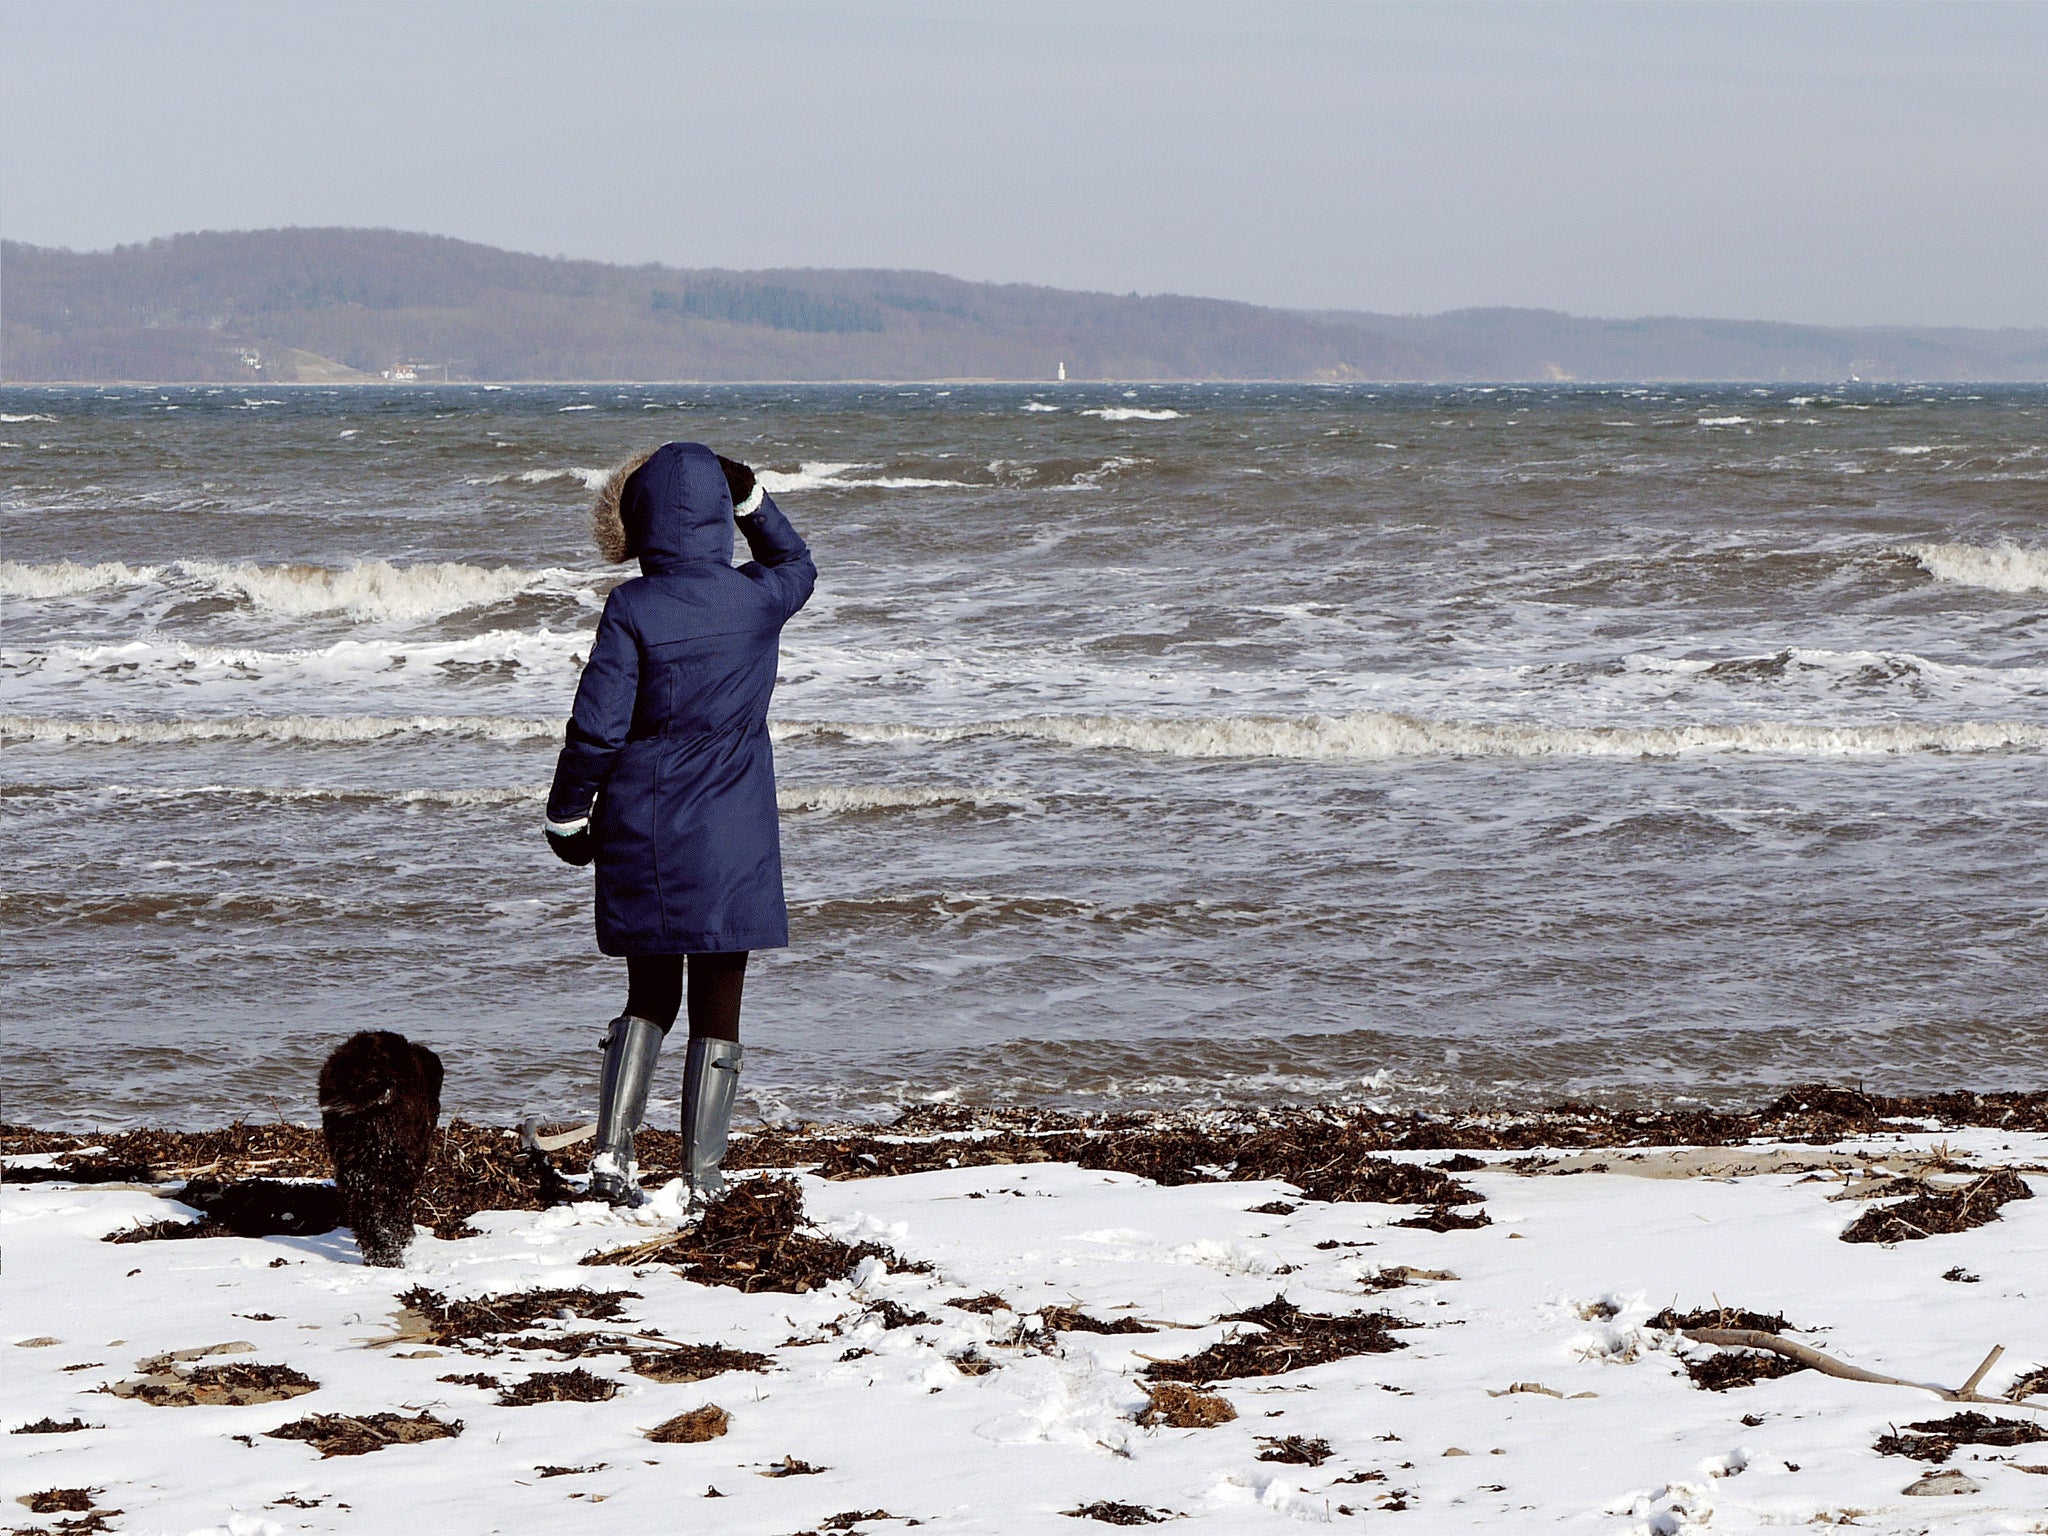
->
<box><xmin>519</xmin><ymin>1117</ymin><xmax>598</xmax><ymax>1154</ymax></box>
<box><xmin>1960</xmin><ymin>1344</ymin><xmax>2005</xmax><ymax>1397</ymax></box>
<box><xmin>1685</xmin><ymin>1328</ymin><xmax>2020</xmax><ymax>1406</ymax></box>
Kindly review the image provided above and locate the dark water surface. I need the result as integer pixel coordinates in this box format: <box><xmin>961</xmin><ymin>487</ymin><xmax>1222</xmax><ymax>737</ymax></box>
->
<box><xmin>4</xmin><ymin>383</ymin><xmax>2044</xmax><ymax>1128</ymax></box>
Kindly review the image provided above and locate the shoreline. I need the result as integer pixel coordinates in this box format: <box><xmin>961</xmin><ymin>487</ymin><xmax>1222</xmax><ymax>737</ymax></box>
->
<box><xmin>6</xmin><ymin>1084</ymin><xmax>2045</xmax><ymax>1534</ymax></box>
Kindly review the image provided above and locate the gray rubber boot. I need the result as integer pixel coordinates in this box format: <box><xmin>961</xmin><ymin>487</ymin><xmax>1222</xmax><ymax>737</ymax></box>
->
<box><xmin>589</xmin><ymin>1014</ymin><xmax>665</xmax><ymax>1208</ymax></box>
<box><xmin>679</xmin><ymin>1036</ymin><xmax>744</xmax><ymax>1208</ymax></box>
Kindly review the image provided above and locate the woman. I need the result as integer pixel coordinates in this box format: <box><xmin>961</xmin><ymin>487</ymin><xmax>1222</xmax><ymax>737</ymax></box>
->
<box><xmin>544</xmin><ymin>441</ymin><xmax>816</xmax><ymax>1209</ymax></box>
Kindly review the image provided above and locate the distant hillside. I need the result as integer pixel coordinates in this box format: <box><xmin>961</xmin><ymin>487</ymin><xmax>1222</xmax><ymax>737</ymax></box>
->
<box><xmin>5</xmin><ymin>228</ymin><xmax>2045</xmax><ymax>383</ymax></box>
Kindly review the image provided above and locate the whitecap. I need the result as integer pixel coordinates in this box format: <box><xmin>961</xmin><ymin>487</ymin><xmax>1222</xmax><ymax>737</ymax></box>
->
<box><xmin>0</xmin><ymin>412</ymin><xmax>58</xmax><ymax>424</ymax></box>
<box><xmin>0</xmin><ymin>560</ymin><xmax>163</xmax><ymax>597</ymax></box>
<box><xmin>756</xmin><ymin>462</ymin><xmax>967</xmax><ymax>493</ymax></box>
<box><xmin>4</xmin><ymin>628</ymin><xmax>593</xmax><ymax>695</ymax></box>
<box><xmin>1</xmin><ymin>558</ymin><xmax>605</xmax><ymax>623</ymax></box>
<box><xmin>467</xmin><ymin>466</ymin><xmax>610</xmax><ymax>489</ymax></box>
<box><xmin>1902</xmin><ymin>541</ymin><xmax>2048</xmax><ymax>594</ymax></box>
<box><xmin>185</xmin><ymin>560</ymin><xmax>603</xmax><ymax>622</ymax></box>
<box><xmin>776</xmin><ymin>784</ymin><xmax>1035</xmax><ymax>814</ymax></box>
<box><xmin>1066</xmin><ymin>456</ymin><xmax>1147</xmax><ymax>488</ymax></box>
<box><xmin>558</xmin><ymin>404</ymin><xmax>597</xmax><ymax>412</ymax></box>
<box><xmin>1021</xmin><ymin>401</ymin><xmax>1060</xmax><ymax>413</ymax></box>
<box><xmin>1695</xmin><ymin>416</ymin><xmax>1749</xmax><ymax>427</ymax></box>
<box><xmin>1080</xmin><ymin>407</ymin><xmax>1183</xmax><ymax>422</ymax></box>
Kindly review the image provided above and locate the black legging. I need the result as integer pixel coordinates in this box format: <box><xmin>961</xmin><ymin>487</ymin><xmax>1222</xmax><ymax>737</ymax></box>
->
<box><xmin>625</xmin><ymin>952</ymin><xmax>747</xmax><ymax>1041</ymax></box>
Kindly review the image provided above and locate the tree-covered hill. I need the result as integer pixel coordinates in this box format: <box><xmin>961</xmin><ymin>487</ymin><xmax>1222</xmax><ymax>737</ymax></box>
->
<box><xmin>5</xmin><ymin>228</ymin><xmax>2044</xmax><ymax>382</ymax></box>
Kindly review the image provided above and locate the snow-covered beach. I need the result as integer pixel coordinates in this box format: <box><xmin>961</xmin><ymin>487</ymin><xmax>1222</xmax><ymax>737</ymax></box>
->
<box><xmin>7</xmin><ymin>1101</ymin><xmax>2045</xmax><ymax>1535</ymax></box>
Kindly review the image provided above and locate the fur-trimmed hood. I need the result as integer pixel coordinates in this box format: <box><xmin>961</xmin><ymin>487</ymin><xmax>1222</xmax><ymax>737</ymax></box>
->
<box><xmin>590</xmin><ymin>447</ymin><xmax>656</xmax><ymax>564</ymax></box>
<box><xmin>590</xmin><ymin>441</ymin><xmax>736</xmax><ymax>570</ymax></box>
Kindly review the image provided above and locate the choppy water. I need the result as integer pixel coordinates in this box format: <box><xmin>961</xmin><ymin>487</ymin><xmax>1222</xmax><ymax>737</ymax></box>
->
<box><xmin>4</xmin><ymin>382</ymin><xmax>2044</xmax><ymax>1129</ymax></box>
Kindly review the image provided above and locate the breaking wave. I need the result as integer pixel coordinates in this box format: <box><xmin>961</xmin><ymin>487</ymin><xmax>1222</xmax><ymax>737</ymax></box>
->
<box><xmin>775</xmin><ymin>784</ymin><xmax>1036</xmax><ymax>814</ymax></box>
<box><xmin>0</xmin><ymin>560</ymin><xmax>162</xmax><ymax>597</ymax></box>
<box><xmin>1</xmin><ymin>714</ymin><xmax>561</xmax><ymax>746</ymax></box>
<box><xmin>180</xmin><ymin>560</ymin><xmax>591</xmax><ymax>622</ymax></box>
<box><xmin>1081</xmin><ymin>407</ymin><xmax>1183</xmax><ymax>422</ymax></box>
<box><xmin>757</xmin><ymin>462</ymin><xmax>969</xmax><ymax>493</ymax></box>
<box><xmin>0</xmin><ymin>558</ymin><xmax>606</xmax><ymax>622</ymax></box>
<box><xmin>774</xmin><ymin>712</ymin><xmax>2048</xmax><ymax>760</ymax></box>
<box><xmin>1902</xmin><ymin>541</ymin><xmax>2048</xmax><ymax>595</ymax></box>
<box><xmin>12</xmin><ymin>709</ymin><xmax>2042</xmax><ymax>760</ymax></box>
<box><xmin>4</xmin><ymin>778</ymin><xmax>1025</xmax><ymax>816</ymax></box>
<box><xmin>466</xmin><ymin>466</ymin><xmax>611</xmax><ymax>489</ymax></box>
<box><xmin>5</xmin><ymin>627</ymin><xmax>590</xmax><ymax>683</ymax></box>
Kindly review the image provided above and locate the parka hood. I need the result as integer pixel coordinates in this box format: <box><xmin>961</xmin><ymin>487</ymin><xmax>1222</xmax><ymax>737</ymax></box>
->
<box><xmin>591</xmin><ymin>441</ymin><xmax>735</xmax><ymax>571</ymax></box>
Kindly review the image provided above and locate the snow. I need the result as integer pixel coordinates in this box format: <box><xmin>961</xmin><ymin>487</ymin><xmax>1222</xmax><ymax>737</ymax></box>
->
<box><xmin>5</xmin><ymin>1131</ymin><xmax>2045</xmax><ymax>1534</ymax></box>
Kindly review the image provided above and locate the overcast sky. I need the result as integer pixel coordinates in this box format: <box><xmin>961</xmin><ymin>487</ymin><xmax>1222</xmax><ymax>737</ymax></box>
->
<box><xmin>4</xmin><ymin>1</ymin><xmax>2044</xmax><ymax>326</ymax></box>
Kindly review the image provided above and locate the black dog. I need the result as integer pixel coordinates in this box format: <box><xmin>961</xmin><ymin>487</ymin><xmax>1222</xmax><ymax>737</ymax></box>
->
<box><xmin>318</xmin><ymin>1031</ymin><xmax>443</xmax><ymax>1267</ymax></box>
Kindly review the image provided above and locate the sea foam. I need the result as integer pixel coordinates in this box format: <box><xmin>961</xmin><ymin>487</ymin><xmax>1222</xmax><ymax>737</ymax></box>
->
<box><xmin>773</xmin><ymin>712</ymin><xmax>2048</xmax><ymax>761</ymax></box>
<box><xmin>1902</xmin><ymin>541</ymin><xmax>2048</xmax><ymax>594</ymax></box>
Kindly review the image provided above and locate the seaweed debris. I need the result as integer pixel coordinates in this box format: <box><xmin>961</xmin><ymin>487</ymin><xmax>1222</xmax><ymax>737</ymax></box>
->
<box><xmin>1256</xmin><ymin>1435</ymin><xmax>1333</xmax><ymax>1465</ymax></box>
<box><xmin>0</xmin><ymin>1120</ymin><xmax>574</xmax><ymax>1239</ymax></box>
<box><xmin>395</xmin><ymin>1286</ymin><xmax>635</xmax><ymax>1348</ymax></box>
<box><xmin>492</xmin><ymin>1332</ymin><xmax>636</xmax><ymax>1360</ymax></box>
<box><xmin>3</xmin><ymin>1158</ymin><xmax>154</xmax><ymax>1185</ymax></box>
<box><xmin>628</xmin><ymin>1344</ymin><xmax>772</xmax><ymax>1384</ymax></box>
<box><xmin>1038</xmin><ymin>1306</ymin><xmax>1154</xmax><ymax>1335</ymax></box>
<box><xmin>1392</xmin><ymin>1204</ymin><xmax>1491</xmax><ymax>1231</ymax></box>
<box><xmin>102</xmin><ymin>1217</ymin><xmax>234</xmax><ymax>1245</ymax></box>
<box><xmin>20</xmin><ymin>1490</ymin><xmax>97</xmax><ymax>1514</ymax></box>
<box><xmin>1682</xmin><ymin>1350</ymin><xmax>1806</xmax><ymax>1392</ymax></box>
<box><xmin>1063</xmin><ymin>1502</ymin><xmax>1170</xmax><ymax>1525</ymax></box>
<box><xmin>1136</xmin><ymin>1382</ymin><xmax>1236</xmax><ymax>1428</ymax></box>
<box><xmin>2007</xmin><ymin>1366</ymin><xmax>2048</xmax><ymax>1402</ymax></box>
<box><xmin>1649</xmin><ymin>1306</ymin><xmax>1797</xmax><ymax>1334</ymax></box>
<box><xmin>581</xmin><ymin>1177</ymin><xmax>894</xmax><ymax>1294</ymax></box>
<box><xmin>865</xmin><ymin>1300</ymin><xmax>933</xmax><ymax>1330</ymax></box>
<box><xmin>110</xmin><ymin>1362</ymin><xmax>317</xmax><ymax>1407</ymax></box>
<box><xmin>1840</xmin><ymin>1171</ymin><xmax>2033</xmax><ymax>1244</ymax></box>
<box><xmin>945</xmin><ymin>1293</ymin><xmax>1012</xmax><ymax>1315</ymax></box>
<box><xmin>1874</xmin><ymin>1411</ymin><xmax>2048</xmax><ymax>1463</ymax></box>
<box><xmin>1144</xmin><ymin>1296</ymin><xmax>1406</xmax><ymax>1383</ymax></box>
<box><xmin>646</xmin><ymin>1405</ymin><xmax>730</xmax><ymax>1443</ymax></box>
<box><xmin>496</xmin><ymin>1368</ymin><xmax>618</xmax><ymax>1406</ymax></box>
<box><xmin>264</xmin><ymin>1411</ymin><xmax>460</xmax><ymax>1457</ymax></box>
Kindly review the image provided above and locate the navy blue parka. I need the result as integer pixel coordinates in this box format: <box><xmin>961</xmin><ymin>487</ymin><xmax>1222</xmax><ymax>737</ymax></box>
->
<box><xmin>547</xmin><ymin>442</ymin><xmax>816</xmax><ymax>954</ymax></box>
